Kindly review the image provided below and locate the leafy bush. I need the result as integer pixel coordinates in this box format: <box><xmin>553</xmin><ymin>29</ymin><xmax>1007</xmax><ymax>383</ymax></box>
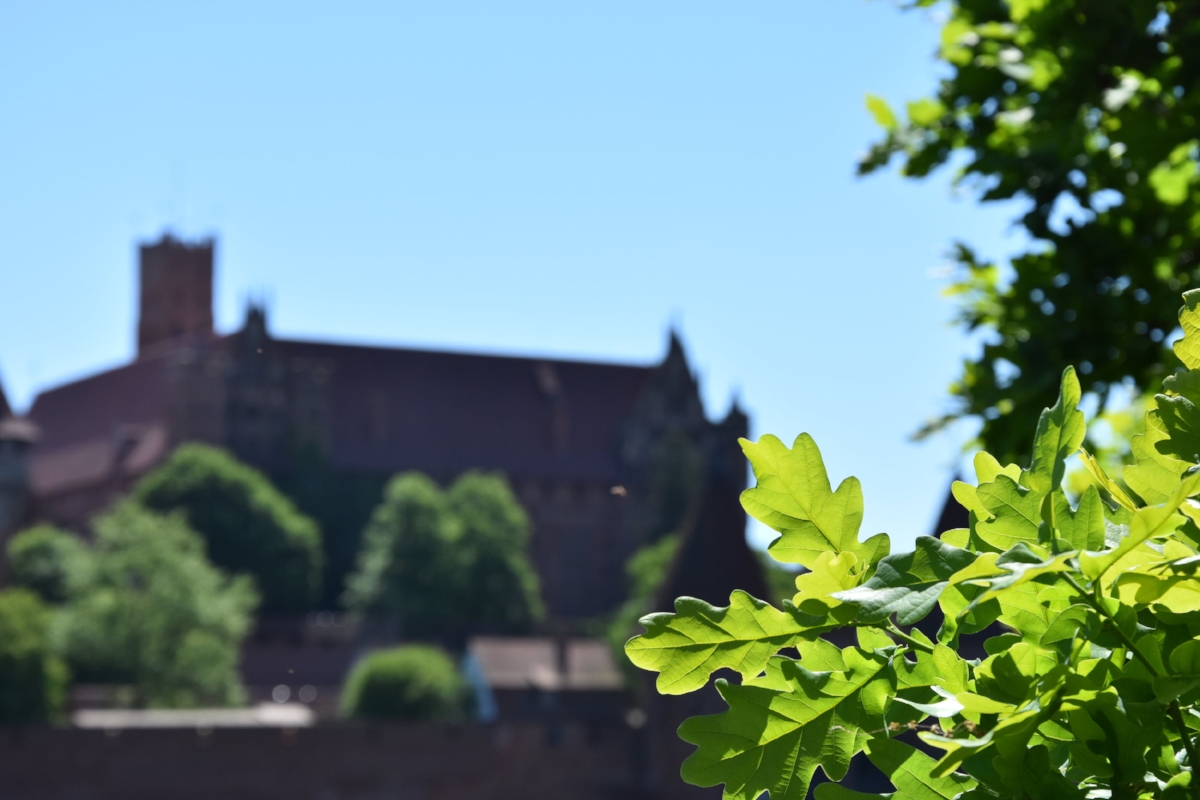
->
<box><xmin>340</xmin><ymin>645</ymin><xmax>468</xmax><ymax>721</ymax></box>
<box><xmin>0</xmin><ymin>589</ymin><xmax>68</xmax><ymax>723</ymax></box>
<box><xmin>135</xmin><ymin>443</ymin><xmax>323</xmax><ymax>613</ymax></box>
<box><xmin>57</xmin><ymin>502</ymin><xmax>258</xmax><ymax>708</ymax></box>
<box><xmin>343</xmin><ymin>471</ymin><xmax>542</xmax><ymax>639</ymax></box>
<box><xmin>627</xmin><ymin>292</ymin><xmax>1200</xmax><ymax>798</ymax></box>
<box><xmin>863</xmin><ymin>0</ymin><xmax>1200</xmax><ymax>461</ymax></box>
<box><xmin>8</xmin><ymin>525</ymin><xmax>88</xmax><ymax>604</ymax></box>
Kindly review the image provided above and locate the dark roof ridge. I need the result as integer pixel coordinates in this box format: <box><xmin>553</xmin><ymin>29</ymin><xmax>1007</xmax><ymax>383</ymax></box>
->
<box><xmin>273</xmin><ymin>335</ymin><xmax>658</xmax><ymax>371</ymax></box>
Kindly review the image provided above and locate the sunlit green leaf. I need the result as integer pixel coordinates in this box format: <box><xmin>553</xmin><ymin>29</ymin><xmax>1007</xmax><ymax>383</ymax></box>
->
<box><xmin>679</xmin><ymin>648</ymin><xmax>890</xmax><ymax>800</ymax></box>
<box><xmin>625</xmin><ymin>590</ymin><xmax>820</xmax><ymax>695</ymax></box>
<box><xmin>741</xmin><ymin>434</ymin><xmax>889</xmax><ymax>568</ymax></box>
<box><xmin>833</xmin><ymin>536</ymin><xmax>976</xmax><ymax>624</ymax></box>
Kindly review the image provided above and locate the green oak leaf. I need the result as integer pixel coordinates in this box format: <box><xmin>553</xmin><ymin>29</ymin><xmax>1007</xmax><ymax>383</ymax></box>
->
<box><xmin>793</xmin><ymin>550</ymin><xmax>863</xmax><ymax>613</ymax></box>
<box><xmin>992</xmin><ymin>580</ymin><xmax>1073</xmax><ymax>643</ymax></box>
<box><xmin>679</xmin><ymin>648</ymin><xmax>890</xmax><ymax>800</ymax></box>
<box><xmin>974</xmin><ymin>475</ymin><xmax>1041</xmax><ymax>551</ymax></box>
<box><xmin>1155</xmin><ymin>393</ymin><xmax>1200</xmax><ymax>463</ymax></box>
<box><xmin>1164</xmin><ymin>367</ymin><xmax>1200</xmax><ymax>403</ymax></box>
<box><xmin>1174</xmin><ymin>289</ymin><xmax>1200</xmax><ymax>370</ymax></box>
<box><xmin>1053</xmin><ymin>486</ymin><xmax>1105</xmax><ymax>551</ymax></box>
<box><xmin>833</xmin><ymin>536</ymin><xmax>977</xmax><ymax>625</ymax></box>
<box><xmin>950</xmin><ymin>481</ymin><xmax>989</xmax><ymax>520</ymax></box>
<box><xmin>815</xmin><ymin>738</ymin><xmax>976</xmax><ymax>800</ymax></box>
<box><xmin>1125</xmin><ymin>410</ymin><xmax>1190</xmax><ymax>506</ymax></box>
<box><xmin>1077</xmin><ymin>449</ymin><xmax>1138</xmax><ymax>512</ymax></box>
<box><xmin>973</xmin><ymin>451</ymin><xmax>1021</xmax><ymax>484</ymax></box>
<box><xmin>865</xmin><ymin>737</ymin><xmax>975</xmax><ymax>800</ymax></box>
<box><xmin>962</xmin><ymin>544</ymin><xmax>1074</xmax><ymax>610</ymax></box>
<box><xmin>1081</xmin><ymin>468</ymin><xmax>1200</xmax><ymax>584</ymax></box>
<box><xmin>741</xmin><ymin>433</ymin><xmax>889</xmax><ymax>568</ymax></box>
<box><xmin>1025</xmin><ymin>367</ymin><xmax>1084</xmax><ymax>496</ymax></box>
<box><xmin>625</xmin><ymin>590</ymin><xmax>820</xmax><ymax>695</ymax></box>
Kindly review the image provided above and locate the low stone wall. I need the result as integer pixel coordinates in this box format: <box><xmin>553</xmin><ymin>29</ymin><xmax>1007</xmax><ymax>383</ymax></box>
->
<box><xmin>0</xmin><ymin>722</ymin><xmax>656</xmax><ymax>800</ymax></box>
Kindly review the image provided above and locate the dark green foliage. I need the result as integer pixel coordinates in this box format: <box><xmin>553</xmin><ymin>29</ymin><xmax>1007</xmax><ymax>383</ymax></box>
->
<box><xmin>7</xmin><ymin>525</ymin><xmax>87</xmax><ymax>604</ymax></box>
<box><xmin>135</xmin><ymin>443</ymin><xmax>323</xmax><ymax>613</ymax></box>
<box><xmin>627</xmin><ymin>294</ymin><xmax>1200</xmax><ymax>799</ymax></box>
<box><xmin>0</xmin><ymin>589</ymin><xmax>68</xmax><ymax>724</ymax></box>
<box><xmin>57</xmin><ymin>502</ymin><xmax>258</xmax><ymax>708</ymax></box>
<box><xmin>340</xmin><ymin>645</ymin><xmax>468</xmax><ymax>721</ymax></box>
<box><xmin>864</xmin><ymin>0</ymin><xmax>1200</xmax><ymax>461</ymax></box>
<box><xmin>273</xmin><ymin>443</ymin><xmax>389</xmax><ymax>609</ymax></box>
<box><xmin>343</xmin><ymin>471</ymin><xmax>543</xmax><ymax>640</ymax></box>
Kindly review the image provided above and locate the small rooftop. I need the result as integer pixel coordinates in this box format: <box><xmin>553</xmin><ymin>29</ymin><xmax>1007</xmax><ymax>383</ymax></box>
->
<box><xmin>466</xmin><ymin>637</ymin><xmax>623</xmax><ymax>692</ymax></box>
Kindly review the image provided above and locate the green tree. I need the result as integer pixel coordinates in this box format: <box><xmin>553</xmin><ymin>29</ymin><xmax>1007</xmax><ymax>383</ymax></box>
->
<box><xmin>8</xmin><ymin>525</ymin><xmax>88</xmax><ymax>604</ymax></box>
<box><xmin>57</xmin><ymin>502</ymin><xmax>258</xmax><ymax>708</ymax></box>
<box><xmin>341</xmin><ymin>645</ymin><xmax>469</xmax><ymax>721</ymax></box>
<box><xmin>343</xmin><ymin>471</ymin><xmax>543</xmax><ymax>641</ymax></box>
<box><xmin>864</xmin><ymin>0</ymin><xmax>1200</xmax><ymax>462</ymax></box>
<box><xmin>626</xmin><ymin>292</ymin><xmax>1200</xmax><ymax>800</ymax></box>
<box><xmin>0</xmin><ymin>589</ymin><xmax>68</xmax><ymax>724</ymax></box>
<box><xmin>447</xmin><ymin>472</ymin><xmax>544</xmax><ymax>633</ymax></box>
<box><xmin>135</xmin><ymin>443</ymin><xmax>323</xmax><ymax>613</ymax></box>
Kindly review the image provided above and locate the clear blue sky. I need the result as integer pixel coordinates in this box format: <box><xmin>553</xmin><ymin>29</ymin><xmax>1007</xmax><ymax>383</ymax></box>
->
<box><xmin>0</xmin><ymin>1</ymin><xmax>1025</xmax><ymax>551</ymax></box>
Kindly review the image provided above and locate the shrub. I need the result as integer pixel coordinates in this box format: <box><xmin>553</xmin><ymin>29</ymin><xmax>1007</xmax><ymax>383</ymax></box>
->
<box><xmin>341</xmin><ymin>645</ymin><xmax>468</xmax><ymax>721</ymax></box>
<box><xmin>135</xmin><ymin>443</ymin><xmax>323</xmax><ymax>613</ymax></box>
<box><xmin>57</xmin><ymin>502</ymin><xmax>258</xmax><ymax>708</ymax></box>
<box><xmin>627</xmin><ymin>291</ymin><xmax>1200</xmax><ymax>798</ymax></box>
<box><xmin>7</xmin><ymin>525</ymin><xmax>88</xmax><ymax>604</ymax></box>
<box><xmin>0</xmin><ymin>589</ymin><xmax>67</xmax><ymax>723</ymax></box>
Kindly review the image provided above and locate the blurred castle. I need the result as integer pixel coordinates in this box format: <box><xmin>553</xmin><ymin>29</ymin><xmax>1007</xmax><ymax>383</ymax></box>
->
<box><xmin>0</xmin><ymin>234</ymin><xmax>763</xmax><ymax>618</ymax></box>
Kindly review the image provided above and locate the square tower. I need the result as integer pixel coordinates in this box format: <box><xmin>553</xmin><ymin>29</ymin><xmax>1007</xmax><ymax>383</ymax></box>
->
<box><xmin>137</xmin><ymin>233</ymin><xmax>215</xmax><ymax>355</ymax></box>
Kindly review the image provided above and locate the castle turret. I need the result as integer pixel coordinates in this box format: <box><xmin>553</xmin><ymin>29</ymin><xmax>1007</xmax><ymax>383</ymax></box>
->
<box><xmin>137</xmin><ymin>233</ymin><xmax>215</xmax><ymax>356</ymax></box>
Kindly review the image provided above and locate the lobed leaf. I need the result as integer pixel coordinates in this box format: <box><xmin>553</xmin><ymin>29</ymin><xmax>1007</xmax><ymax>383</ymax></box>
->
<box><xmin>679</xmin><ymin>649</ymin><xmax>890</xmax><ymax>800</ymax></box>
<box><xmin>1174</xmin><ymin>289</ymin><xmax>1200</xmax><ymax>371</ymax></box>
<box><xmin>625</xmin><ymin>590</ymin><xmax>820</xmax><ymax>695</ymax></box>
<box><xmin>833</xmin><ymin>537</ymin><xmax>977</xmax><ymax>625</ymax></box>
<box><xmin>1025</xmin><ymin>367</ymin><xmax>1084</xmax><ymax>497</ymax></box>
<box><xmin>741</xmin><ymin>434</ymin><xmax>889</xmax><ymax>568</ymax></box>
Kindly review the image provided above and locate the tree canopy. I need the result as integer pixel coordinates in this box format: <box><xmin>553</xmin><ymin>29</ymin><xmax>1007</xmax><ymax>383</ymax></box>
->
<box><xmin>865</xmin><ymin>0</ymin><xmax>1200</xmax><ymax>461</ymax></box>
<box><xmin>8</xmin><ymin>524</ymin><xmax>88</xmax><ymax>605</ymax></box>
<box><xmin>343</xmin><ymin>471</ymin><xmax>543</xmax><ymax>641</ymax></box>
<box><xmin>135</xmin><ymin>443</ymin><xmax>323</xmax><ymax>613</ymax></box>
<box><xmin>55</xmin><ymin>502</ymin><xmax>258</xmax><ymax>708</ymax></box>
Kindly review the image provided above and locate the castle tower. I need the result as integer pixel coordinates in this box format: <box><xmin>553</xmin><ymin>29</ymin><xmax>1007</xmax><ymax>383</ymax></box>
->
<box><xmin>137</xmin><ymin>233</ymin><xmax>215</xmax><ymax>356</ymax></box>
